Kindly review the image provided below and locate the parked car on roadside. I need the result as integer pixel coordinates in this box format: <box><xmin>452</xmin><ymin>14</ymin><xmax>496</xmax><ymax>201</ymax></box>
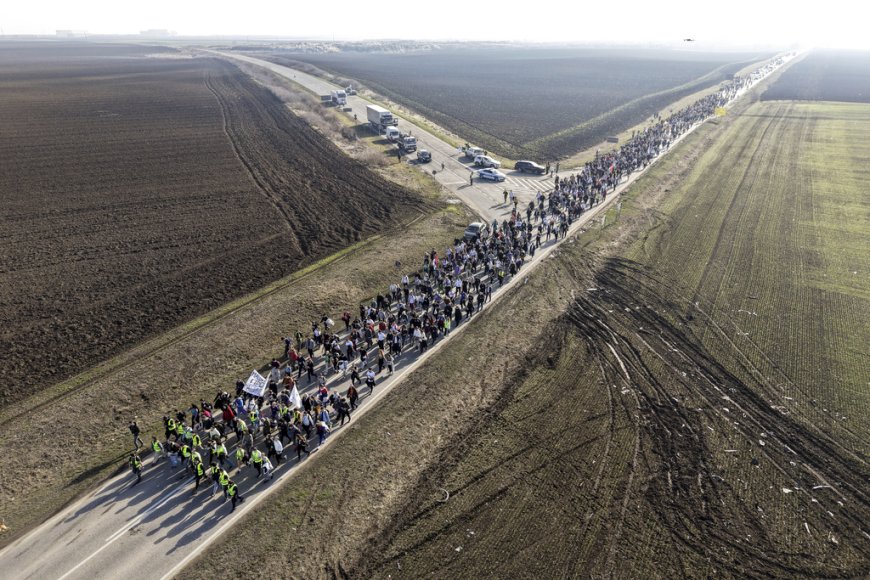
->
<box><xmin>464</xmin><ymin>146</ymin><xmax>485</xmax><ymax>159</ymax></box>
<box><xmin>514</xmin><ymin>160</ymin><xmax>546</xmax><ymax>174</ymax></box>
<box><xmin>463</xmin><ymin>222</ymin><xmax>490</xmax><ymax>242</ymax></box>
<box><xmin>477</xmin><ymin>168</ymin><xmax>506</xmax><ymax>182</ymax></box>
<box><xmin>474</xmin><ymin>155</ymin><xmax>501</xmax><ymax>168</ymax></box>
<box><xmin>417</xmin><ymin>149</ymin><xmax>432</xmax><ymax>163</ymax></box>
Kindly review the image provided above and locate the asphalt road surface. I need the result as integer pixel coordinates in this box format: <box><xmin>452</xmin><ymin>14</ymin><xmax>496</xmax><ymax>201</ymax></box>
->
<box><xmin>0</xmin><ymin>52</ymin><xmax>788</xmax><ymax>580</ymax></box>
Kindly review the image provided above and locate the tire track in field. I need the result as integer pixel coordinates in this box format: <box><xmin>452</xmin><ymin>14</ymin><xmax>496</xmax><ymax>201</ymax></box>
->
<box><xmin>203</xmin><ymin>70</ymin><xmax>301</xmax><ymax>248</ymax></box>
<box><xmin>561</xmin><ymin>356</ymin><xmax>619</xmax><ymax>579</ymax></box>
<box><xmin>566</xmin><ymin>258</ymin><xmax>870</xmax><ymax>577</ymax></box>
<box><xmin>690</xmin><ymin>106</ymin><xmax>779</xmax><ymax>318</ymax></box>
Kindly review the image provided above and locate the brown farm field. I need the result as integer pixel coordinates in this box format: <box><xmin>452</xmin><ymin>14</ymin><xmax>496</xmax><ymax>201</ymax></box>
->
<box><xmin>263</xmin><ymin>47</ymin><xmax>770</xmax><ymax>160</ymax></box>
<box><xmin>182</xmin><ymin>97</ymin><xmax>869</xmax><ymax>578</ymax></box>
<box><xmin>0</xmin><ymin>42</ymin><xmax>425</xmax><ymax>406</ymax></box>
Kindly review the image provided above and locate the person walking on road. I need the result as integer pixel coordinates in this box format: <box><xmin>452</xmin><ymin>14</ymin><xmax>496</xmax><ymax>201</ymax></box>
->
<box><xmin>129</xmin><ymin>421</ymin><xmax>143</xmax><ymax>451</ymax></box>
<box><xmin>227</xmin><ymin>479</ymin><xmax>244</xmax><ymax>512</ymax></box>
<box><xmin>150</xmin><ymin>436</ymin><xmax>164</xmax><ymax>464</ymax></box>
<box><xmin>365</xmin><ymin>369</ymin><xmax>376</xmax><ymax>395</ymax></box>
<box><xmin>219</xmin><ymin>468</ymin><xmax>230</xmax><ymax>500</ymax></box>
<box><xmin>192</xmin><ymin>459</ymin><xmax>205</xmax><ymax>494</ymax></box>
<box><xmin>209</xmin><ymin>463</ymin><xmax>222</xmax><ymax>496</ymax></box>
<box><xmin>347</xmin><ymin>385</ymin><xmax>359</xmax><ymax>410</ymax></box>
<box><xmin>250</xmin><ymin>448</ymin><xmax>264</xmax><ymax>478</ymax></box>
<box><xmin>129</xmin><ymin>453</ymin><xmax>143</xmax><ymax>484</ymax></box>
<box><xmin>295</xmin><ymin>432</ymin><xmax>310</xmax><ymax>461</ymax></box>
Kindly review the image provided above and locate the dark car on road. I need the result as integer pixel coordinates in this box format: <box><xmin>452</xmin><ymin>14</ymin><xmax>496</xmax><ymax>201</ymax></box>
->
<box><xmin>514</xmin><ymin>160</ymin><xmax>546</xmax><ymax>174</ymax></box>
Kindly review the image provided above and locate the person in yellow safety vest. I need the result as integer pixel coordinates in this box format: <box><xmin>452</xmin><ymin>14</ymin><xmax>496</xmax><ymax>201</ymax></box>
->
<box><xmin>227</xmin><ymin>479</ymin><xmax>245</xmax><ymax>512</ymax></box>
<box><xmin>209</xmin><ymin>463</ymin><xmax>222</xmax><ymax>496</ymax></box>
<box><xmin>175</xmin><ymin>421</ymin><xmax>185</xmax><ymax>440</ymax></box>
<box><xmin>193</xmin><ymin>460</ymin><xmax>205</xmax><ymax>494</ymax></box>
<box><xmin>249</xmin><ymin>407</ymin><xmax>259</xmax><ymax>432</ymax></box>
<box><xmin>215</xmin><ymin>440</ymin><xmax>233</xmax><ymax>469</ymax></box>
<box><xmin>236</xmin><ymin>418</ymin><xmax>248</xmax><ymax>439</ymax></box>
<box><xmin>235</xmin><ymin>445</ymin><xmax>247</xmax><ymax>468</ymax></box>
<box><xmin>250</xmin><ymin>448</ymin><xmax>264</xmax><ymax>478</ymax></box>
<box><xmin>219</xmin><ymin>469</ymin><xmax>230</xmax><ymax>500</ymax></box>
<box><xmin>180</xmin><ymin>444</ymin><xmax>191</xmax><ymax>470</ymax></box>
<box><xmin>191</xmin><ymin>432</ymin><xmax>202</xmax><ymax>449</ymax></box>
<box><xmin>129</xmin><ymin>453</ymin><xmax>143</xmax><ymax>484</ymax></box>
<box><xmin>191</xmin><ymin>449</ymin><xmax>202</xmax><ymax>466</ymax></box>
<box><xmin>165</xmin><ymin>416</ymin><xmax>176</xmax><ymax>440</ymax></box>
<box><xmin>151</xmin><ymin>436</ymin><xmax>164</xmax><ymax>464</ymax></box>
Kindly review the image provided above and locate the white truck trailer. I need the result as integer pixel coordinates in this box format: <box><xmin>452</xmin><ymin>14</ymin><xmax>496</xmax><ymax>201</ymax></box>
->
<box><xmin>366</xmin><ymin>104</ymin><xmax>398</xmax><ymax>133</ymax></box>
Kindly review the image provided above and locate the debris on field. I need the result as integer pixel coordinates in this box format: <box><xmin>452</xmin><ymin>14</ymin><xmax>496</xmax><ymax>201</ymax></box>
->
<box><xmin>455</xmin><ymin>546</ymin><xmax>462</xmax><ymax>552</ymax></box>
<box><xmin>782</xmin><ymin>488</ymin><xmax>793</xmax><ymax>494</ymax></box>
<box><xmin>804</xmin><ymin>522</ymin><xmax>812</xmax><ymax>536</ymax></box>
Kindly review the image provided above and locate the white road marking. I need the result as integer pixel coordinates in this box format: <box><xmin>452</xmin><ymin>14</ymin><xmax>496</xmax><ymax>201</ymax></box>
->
<box><xmin>56</xmin><ymin>477</ymin><xmax>193</xmax><ymax>580</ymax></box>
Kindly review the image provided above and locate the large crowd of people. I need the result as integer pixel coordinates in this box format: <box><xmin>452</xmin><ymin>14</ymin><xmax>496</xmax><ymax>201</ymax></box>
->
<box><xmin>126</xmin><ymin>63</ymin><xmax>774</xmax><ymax>512</ymax></box>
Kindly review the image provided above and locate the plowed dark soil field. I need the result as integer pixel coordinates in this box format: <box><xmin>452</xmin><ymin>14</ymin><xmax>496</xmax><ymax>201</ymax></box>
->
<box><xmin>763</xmin><ymin>50</ymin><xmax>870</xmax><ymax>103</ymax></box>
<box><xmin>0</xmin><ymin>43</ymin><xmax>424</xmax><ymax>406</ymax></box>
<box><xmin>266</xmin><ymin>48</ymin><xmax>767</xmax><ymax>159</ymax></box>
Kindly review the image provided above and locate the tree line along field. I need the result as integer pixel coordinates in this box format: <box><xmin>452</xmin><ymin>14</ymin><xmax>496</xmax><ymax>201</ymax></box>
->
<box><xmin>763</xmin><ymin>50</ymin><xmax>870</xmax><ymax>102</ymax></box>
<box><xmin>0</xmin><ymin>42</ymin><xmax>425</xmax><ymax>407</ymax></box>
<box><xmin>264</xmin><ymin>47</ymin><xmax>768</xmax><ymax>159</ymax></box>
<box><xmin>180</xmin><ymin>87</ymin><xmax>869</xmax><ymax>577</ymax></box>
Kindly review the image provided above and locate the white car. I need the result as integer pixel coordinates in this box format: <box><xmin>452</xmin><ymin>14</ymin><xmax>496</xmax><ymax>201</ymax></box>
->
<box><xmin>477</xmin><ymin>168</ymin><xmax>506</xmax><ymax>182</ymax></box>
<box><xmin>474</xmin><ymin>155</ymin><xmax>501</xmax><ymax>169</ymax></box>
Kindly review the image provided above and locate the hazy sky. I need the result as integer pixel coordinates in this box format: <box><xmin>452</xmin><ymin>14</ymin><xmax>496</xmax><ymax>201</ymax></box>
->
<box><xmin>3</xmin><ymin>0</ymin><xmax>866</xmax><ymax>49</ymax></box>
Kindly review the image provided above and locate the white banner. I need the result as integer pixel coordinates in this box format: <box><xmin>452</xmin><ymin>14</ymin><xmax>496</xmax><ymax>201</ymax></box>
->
<box><xmin>288</xmin><ymin>385</ymin><xmax>302</xmax><ymax>409</ymax></box>
<box><xmin>243</xmin><ymin>370</ymin><xmax>268</xmax><ymax>397</ymax></box>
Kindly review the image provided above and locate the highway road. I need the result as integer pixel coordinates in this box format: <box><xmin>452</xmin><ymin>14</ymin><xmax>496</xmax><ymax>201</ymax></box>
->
<box><xmin>211</xmin><ymin>51</ymin><xmax>556</xmax><ymax>222</ymax></box>
<box><xmin>0</xmin><ymin>51</ymin><xmax>788</xmax><ymax>580</ymax></box>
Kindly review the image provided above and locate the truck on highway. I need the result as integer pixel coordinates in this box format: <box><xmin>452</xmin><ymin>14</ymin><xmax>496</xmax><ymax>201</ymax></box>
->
<box><xmin>366</xmin><ymin>104</ymin><xmax>398</xmax><ymax>132</ymax></box>
<box><xmin>330</xmin><ymin>89</ymin><xmax>347</xmax><ymax>106</ymax></box>
<box><xmin>398</xmin><ymin>134</ymin><xmax>417</xmax><ymax>153</ymax></box>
